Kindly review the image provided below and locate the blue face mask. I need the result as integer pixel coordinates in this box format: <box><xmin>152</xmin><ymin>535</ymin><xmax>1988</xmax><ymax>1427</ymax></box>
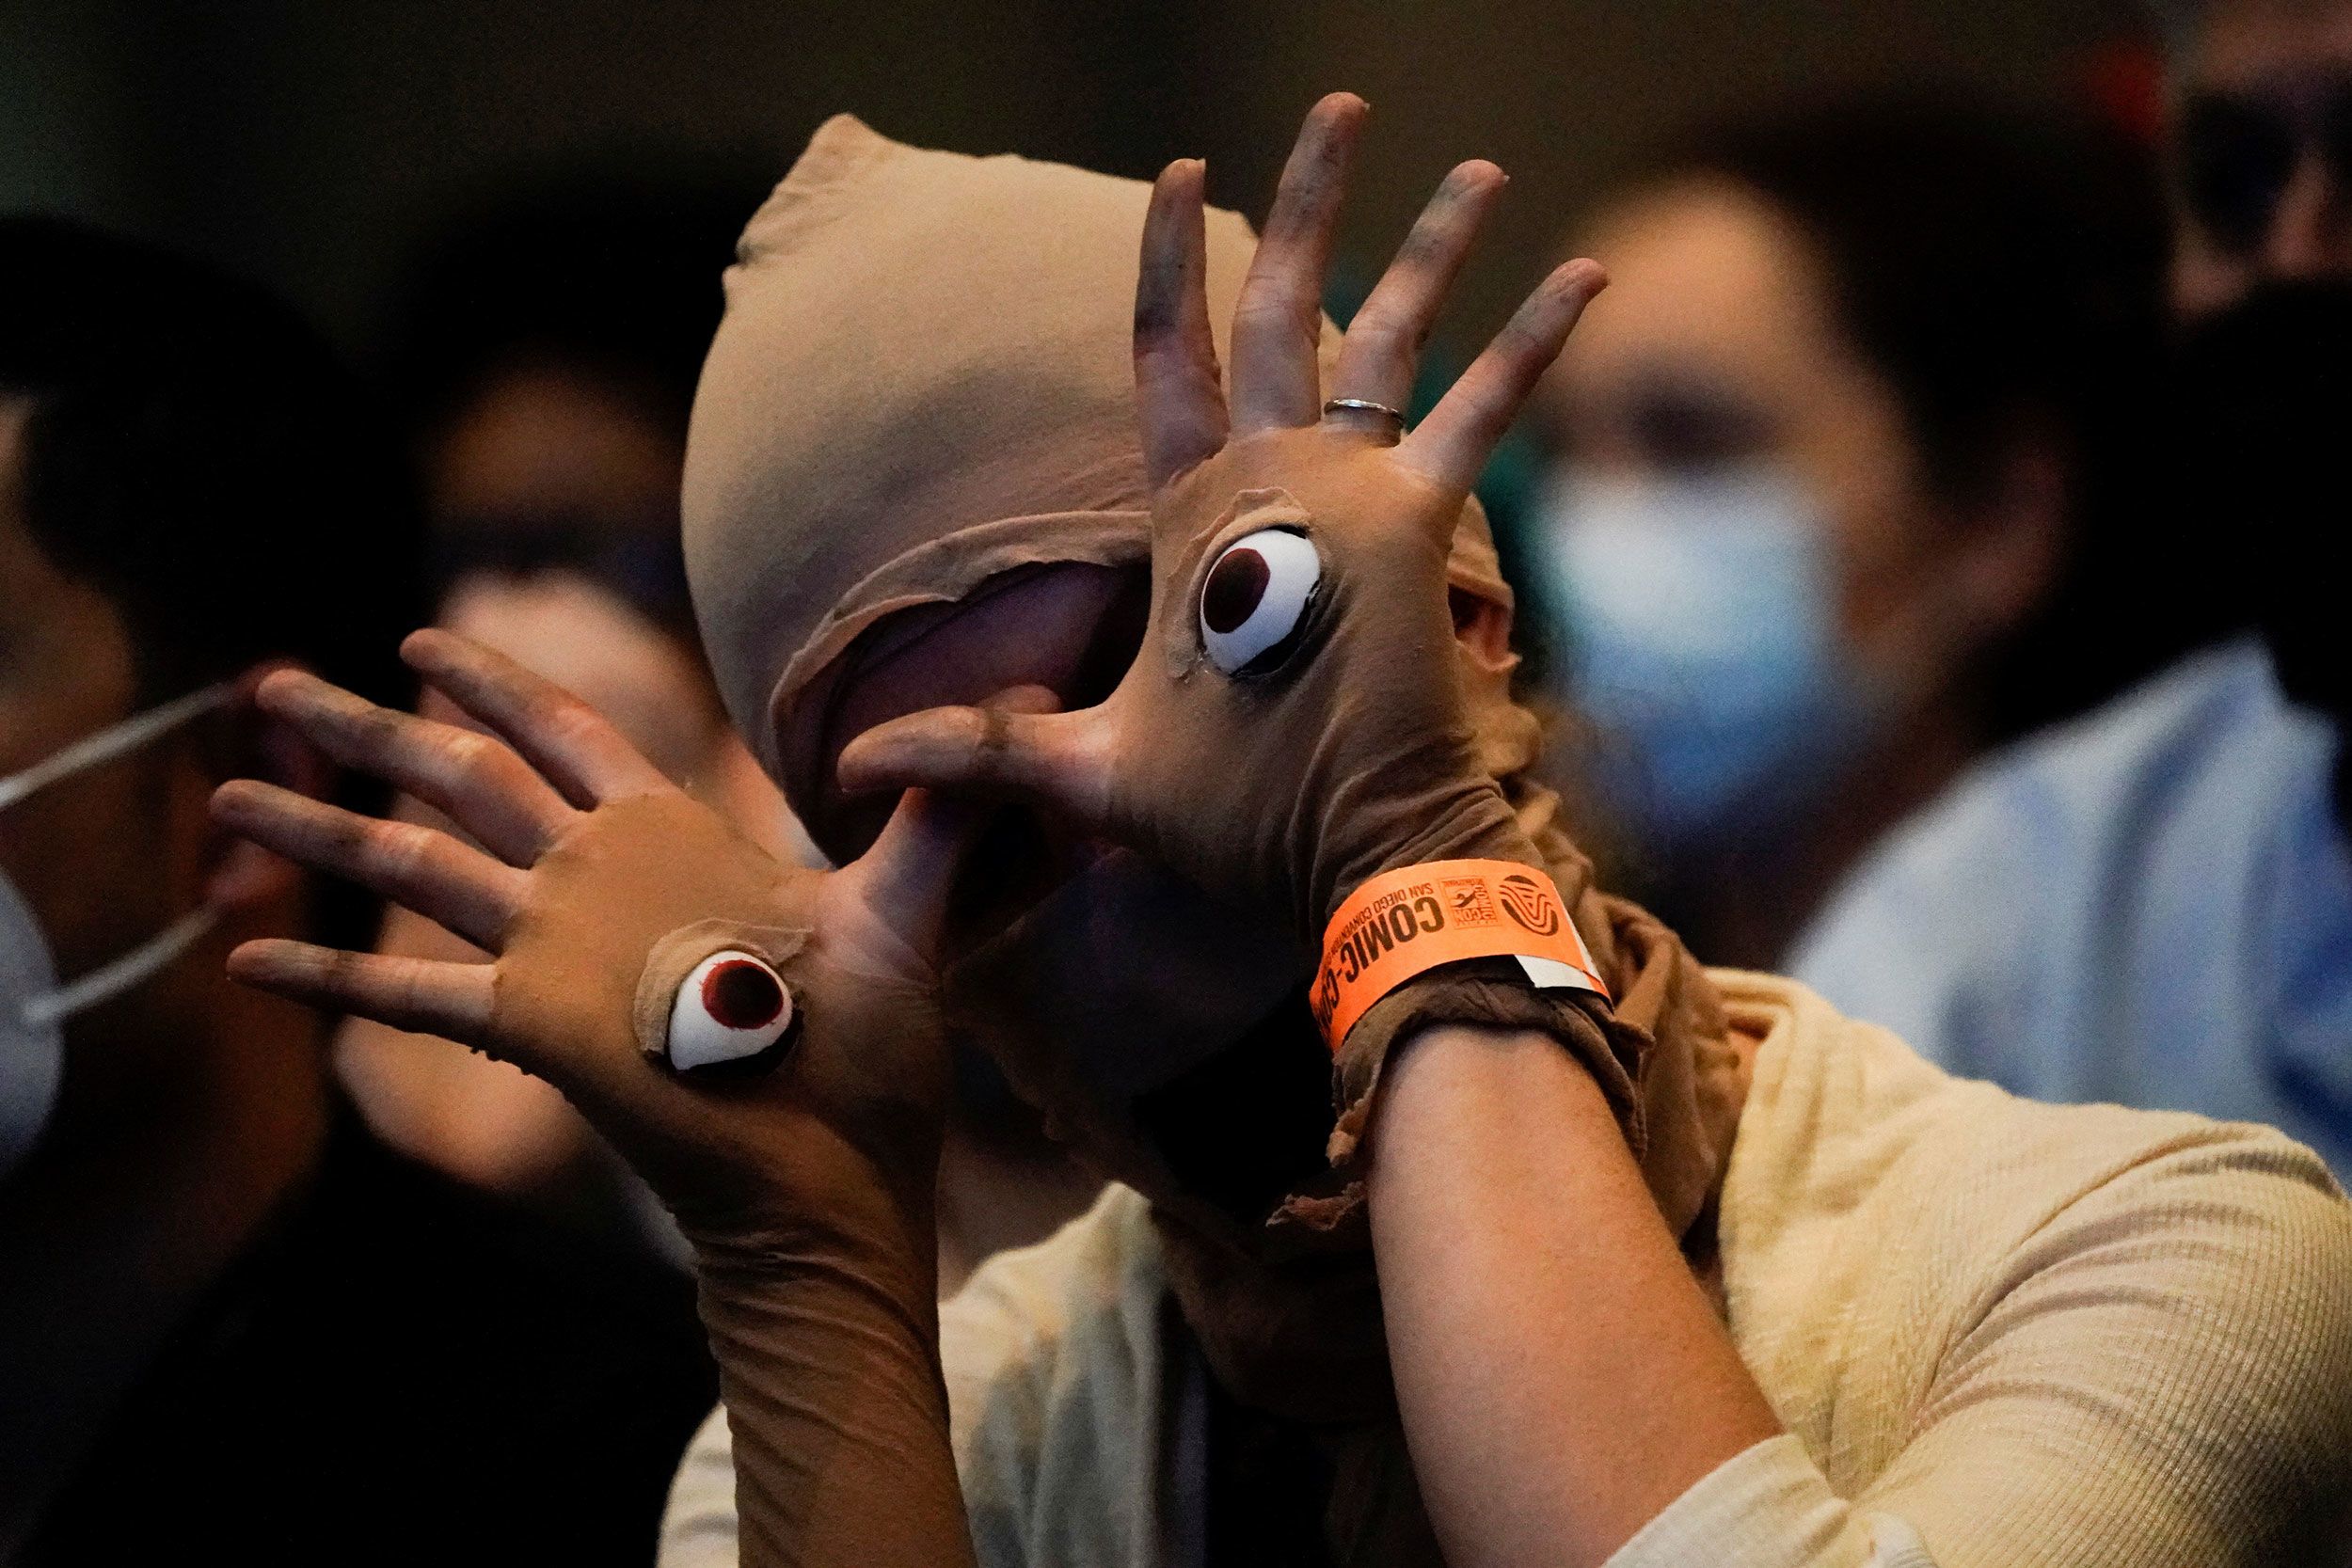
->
<box><xmin>1531</xmin><ymin>465</ymin><xmax>1882</xmax><ymax>856</ymax></box>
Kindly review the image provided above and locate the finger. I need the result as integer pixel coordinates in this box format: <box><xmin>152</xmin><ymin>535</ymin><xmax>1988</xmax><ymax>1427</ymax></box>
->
<box><xmin>834</xmin><ymin>684</ymin><xmax>1062</xmax><ymax>950</ymax></box>
<box><xmin>213</xmin><ymin>779</ymin><xmax>528</xmax><ymax>951</ymax></box>
<box><xmin>834</xmin><ymin>705</ymin><xmax>1111</xmax><ymax>830</ymax></box>
<box><xmin>255</xmin><ymin>667</ymin><xmax>575</xmax><ymax>865</ymax></box>
<box><xmin>1136</xmin><ymin>158</ymin><xmax>1230</xmax><ymax>486</ymax></box>
<box><xmin>1327</xmin><ymin>160</ymin><xmax>1508</xmax><ymax>422</ymax></box>
<box><xmin>1228</xmin><ymin>91</ymin><xmax>1368</xmax><ymax>433</ymax></box>
<box><xmin>228</xmin><ymin>939</ymin><xmax>496</xmax><ymax>1047</ymax></box>
<box><xmin>402</xmin><ymin>628</ymin><xmax>674</xmax><ymax>809</ymax></box>
<box><xmin>1399</xmin><ymin>259</ymin><xmax>1607</xmax><ymax>494</ymax></box>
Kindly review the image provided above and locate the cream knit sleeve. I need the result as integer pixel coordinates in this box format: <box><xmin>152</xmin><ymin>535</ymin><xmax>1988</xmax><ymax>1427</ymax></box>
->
<box><xmin>1610</xmin><ymin>1118</ymin><xmax>2352</xmax><ymax>1568</ymax></box>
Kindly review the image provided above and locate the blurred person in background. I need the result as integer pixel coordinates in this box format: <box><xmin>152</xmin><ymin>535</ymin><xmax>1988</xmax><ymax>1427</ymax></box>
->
<box><xmin>2165</xmin><ymin>0</ymin><xmax>2352</xmax><ymax>313</ymax></box>
<box><xmin>1794</xmin><ymin>1</ymin><xmax>2352</xmax><ymax>1171</ymax></box>
<box><xmin>0</xmin><ymin>216</ymin><xmax>713</xmax><ymax>1564</ymax></box>
<box><xmin>1528</xmin><ymin>99</ymin><xmax>2181</xmax><ymax>969</ymax></box>
<box><xmin>342</xmin><ymin>173</ymin><xmax>797</xmax><ymax>1224</ymax></box>
<box><xmin>1794</xmin><ymin>293</ymin><xmax>2352</xmax><ymax>1172</ymax></box>
<box><xmin>355</xmin><ymin>173</ymin><xmax>1094</xmax><ymax>1286</ymax></box>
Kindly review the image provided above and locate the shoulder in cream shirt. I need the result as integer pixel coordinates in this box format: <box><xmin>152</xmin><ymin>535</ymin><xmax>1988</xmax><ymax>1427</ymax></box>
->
<box><xmin>661</xmin><ymin>974</ymin><xmax>2352</xmax><ymax>1567</ymax></box>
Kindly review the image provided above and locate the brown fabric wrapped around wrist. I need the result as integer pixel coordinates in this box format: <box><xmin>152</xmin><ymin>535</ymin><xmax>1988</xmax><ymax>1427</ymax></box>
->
<box><xmin>1166</xmin><ymin>818</ymin><xmax>1742</xmax><ymax>1568</ymax></box>
<box><xmin>1270</xmin><ymin>812</ymin><xmax>1740</xmax><ymax>1251</ymax></box>
<box><xmin>1327</xmin><ymin>962</ymin><xmax>1631</xmax><ymax>1154</ymax></box>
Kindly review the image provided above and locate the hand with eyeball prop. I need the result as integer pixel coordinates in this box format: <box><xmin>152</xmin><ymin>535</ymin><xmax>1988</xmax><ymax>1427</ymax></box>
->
<box><xmin>211</xmin><ymin>630</ymin><xmax>982</xmax><ymax>1269</ymax></box>
<box><xmin>839</xmin><ymin>94</ymin><xmax>1626</xmax><ymax>1173</ymax></box>
<box><xmin>214</xmin><ymin>630</ymin><xmax>999</xmax><ymax>1564</ymax></box>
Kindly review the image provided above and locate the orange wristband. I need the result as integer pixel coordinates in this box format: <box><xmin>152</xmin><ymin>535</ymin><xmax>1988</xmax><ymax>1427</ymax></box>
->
<box><xmin>1309</xmin><ymin>859</ymin><xmax>1609</xmax><ymax>1051</ymax></box>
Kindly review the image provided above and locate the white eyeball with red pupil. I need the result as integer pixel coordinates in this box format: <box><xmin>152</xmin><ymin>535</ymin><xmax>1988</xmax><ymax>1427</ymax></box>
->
<box><xmin>667</xmin><ymin>950</ymin><xmax>795</xmax><ymax>1072</ymax></box>
<box><xmin>1200</xmin><ymin>528</ymin><xmax>1323</xmax><ymax>675</ymax></box>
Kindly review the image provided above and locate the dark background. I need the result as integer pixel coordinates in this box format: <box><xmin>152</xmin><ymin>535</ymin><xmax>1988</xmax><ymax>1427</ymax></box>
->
<box><xmin>3</xmin><ymin>0</ymin><xmax>2152</xmax><ymax>359</ymax></box>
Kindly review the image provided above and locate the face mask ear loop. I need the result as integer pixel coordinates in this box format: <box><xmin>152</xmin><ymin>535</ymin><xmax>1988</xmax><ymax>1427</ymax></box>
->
<box><xmin>21</xmin><ymin>907</ymin><xmax>219</xmax><ymax>1032</ymax></box>
<box><xmin>1</xmin><ymin>682</ymin><xmax>238</xmax><ymax>1031</ymax></box>
<box><xmin>0</xmin><ymin>683</ymin><xmax>235</xmax><ymax>815</ymax></box>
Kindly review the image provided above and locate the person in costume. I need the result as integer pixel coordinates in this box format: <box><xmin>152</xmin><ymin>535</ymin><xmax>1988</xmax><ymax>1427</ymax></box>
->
<box><xmin>219</xmin><ymin>100</ymin><xmax>2352</xmax><ymax>1567</ymax></box>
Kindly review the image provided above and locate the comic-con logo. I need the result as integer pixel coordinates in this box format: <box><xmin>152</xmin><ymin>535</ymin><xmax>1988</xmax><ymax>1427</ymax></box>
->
<box><xmin>1497</xmin><ymin>872</ymin><xmax>1563</xmax><ymax>937</ymax></box>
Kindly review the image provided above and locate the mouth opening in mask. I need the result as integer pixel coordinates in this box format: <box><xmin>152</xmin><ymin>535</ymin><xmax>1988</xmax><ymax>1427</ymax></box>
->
<box><xmin>802</xmin><ymin>560</ymin><xmax>1152</xmax><ymax>874</ymax></box>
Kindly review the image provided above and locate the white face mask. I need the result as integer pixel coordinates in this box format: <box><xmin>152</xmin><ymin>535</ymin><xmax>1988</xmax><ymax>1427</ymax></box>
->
<box><xmin>1</xmin><ymin>685</ymin><xmax>230</xmax><ymax>1179</ymax></box>
<box><xmin>1530</xmin><ymin>464</ymin><xmax>1883</xmax><ymax>856</ymax></box>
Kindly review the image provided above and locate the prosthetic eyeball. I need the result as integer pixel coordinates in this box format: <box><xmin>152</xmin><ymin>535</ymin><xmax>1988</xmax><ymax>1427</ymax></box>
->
<box><xmin>667</xmin><ymin>950</ymin><xmax>799</xmax><ymax>1074</ymax></box>
<box><xmin>1200</xmin><ymin>527</ymin><xmax>1323</xmax><ymax>676</ymax></box>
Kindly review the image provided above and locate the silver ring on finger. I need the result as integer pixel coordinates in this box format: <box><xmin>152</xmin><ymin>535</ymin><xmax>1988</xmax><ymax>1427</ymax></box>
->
<box><xmin>1323</xmin><ymin>397</ymin><xmax>1408</xmax><ymax>440</ymax></box>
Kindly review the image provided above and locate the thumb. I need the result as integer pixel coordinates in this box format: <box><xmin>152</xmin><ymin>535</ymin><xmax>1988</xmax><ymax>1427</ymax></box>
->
<box><xmin>835</xmin><ymin>699</ymin><xmax>1111</xmax><ymax>831</ymax></box>
<box><xmin>837</xmin><ymin>786</ymin><xmax>983</xmax><ymax>961</ymax></box>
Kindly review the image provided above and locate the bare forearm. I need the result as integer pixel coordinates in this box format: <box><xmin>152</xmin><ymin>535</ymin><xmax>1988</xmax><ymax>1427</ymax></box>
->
<box><xmin>693</xmin><ymin>1238</ymin><xmax>975</xmax><ymax>1568</ymax></box>
<box><xmin>1366</xmin><ymin>1022</ymin><xmax>1780</xmax><ymax>1568</ymax></box>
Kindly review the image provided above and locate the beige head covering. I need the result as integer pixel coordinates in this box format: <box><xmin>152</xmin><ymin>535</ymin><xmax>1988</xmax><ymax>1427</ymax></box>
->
<box><xmin>682</xmin><ymin>114</ymin><xmax>1517</xmax><ymax>816</ymax></box>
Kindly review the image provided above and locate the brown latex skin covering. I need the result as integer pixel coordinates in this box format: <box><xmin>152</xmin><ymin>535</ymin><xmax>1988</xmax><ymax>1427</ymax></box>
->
<box><xmin>875</xmin><ymin>430</ymin><xmax>1742</xmax><ymax>1237</ymax></box>
<box><xmin>493</xmin><ymin>791</ymin><xmax>974</xmax><ymax>1568</ymax></box>
<box><xmin>680</xmin><ymin>112</ymin><xmax>1683</xmax><ymax>1240</ymax></box>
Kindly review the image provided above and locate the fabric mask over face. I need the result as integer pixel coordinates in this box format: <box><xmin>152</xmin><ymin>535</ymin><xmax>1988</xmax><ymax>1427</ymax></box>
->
<box><xmin>1</xmin><ymin>685</ymin><xmax>228</xmax><ymax>1178</ymax></box>
<box><xmin>680</xmin><ymin>117</ymin><xmax>1537</xmax><ymax>1218</ymax></box>
<box><xmin>1532</xmin><ymin>463</ymin><xmax>1881</xmax><ymax>856</ymax></box>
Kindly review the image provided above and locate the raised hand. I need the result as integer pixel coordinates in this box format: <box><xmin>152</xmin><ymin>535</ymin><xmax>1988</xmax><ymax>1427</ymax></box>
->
<box><xmin>218</xmin><ymin>630</ymin><xmax>994</xmax><ymax>1563</ymax></box>
<box><xmin>215</xmin><ymin>629</ymin><xmax>969</xmax><ymax>1250</ymax></box>
<box><xmin>840</xmin><ymin>93</ymin><xmax>1607</xmax><ymax>958</ymax></box>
